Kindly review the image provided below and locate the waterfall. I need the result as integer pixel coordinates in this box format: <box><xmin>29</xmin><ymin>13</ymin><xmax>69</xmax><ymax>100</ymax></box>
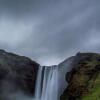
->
<box><xmin>32</xmin><ymin>57</ymin><xmax>74</xmax><ymax>100</ymax></box>
<box><xmin>0</xmin><ymin>57</ymin><xmax>74</xmax><ymax>100</ymax></box>
<box><xmin>34</xmin><ymin>66</ymin><xmax>59</xmax><ymax>100</ymax></box>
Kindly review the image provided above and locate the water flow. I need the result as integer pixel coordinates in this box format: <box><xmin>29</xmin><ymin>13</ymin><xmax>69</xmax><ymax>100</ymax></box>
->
<box><xmin>34</xmin><ymin>66</ymin><xmax>59</xmax><ymax>100</ymax></box>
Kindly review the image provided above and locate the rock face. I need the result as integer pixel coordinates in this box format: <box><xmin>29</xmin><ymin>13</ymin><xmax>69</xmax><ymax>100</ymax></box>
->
<box><xmin>60</xmin><ymin>53</ymin><xmax>100</xmax><ymax>100</ymax></box>
<box><xmin>0</xmin><ymin>49</ymin><xmax>39</xmax><ymax>99</ymax></box>
<box><xmin>58</xmin><ymin>56</ymin><xmax>75</xmax><ymax>97</ymax></box>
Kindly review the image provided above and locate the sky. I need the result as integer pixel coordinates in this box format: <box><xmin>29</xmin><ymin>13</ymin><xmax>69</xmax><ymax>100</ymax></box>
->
<box><xmin>0</xmin><ymin>0</ymin><xmax>100</xmax><ymax>65</ymax></box>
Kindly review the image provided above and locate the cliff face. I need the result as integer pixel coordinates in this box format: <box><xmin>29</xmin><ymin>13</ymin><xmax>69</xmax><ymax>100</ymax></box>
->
<box><xmin>60</xmin><ymin>53</ymin><xmax>100</xmax><ymax>100</ymax></box>
<box><xmin>0</xmin><ymin>50</ymin><xmax>39</xmax><ymax>99</ymax></box>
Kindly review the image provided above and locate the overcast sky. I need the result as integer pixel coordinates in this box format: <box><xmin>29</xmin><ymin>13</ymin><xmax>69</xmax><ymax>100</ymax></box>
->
<box><xmin>0</xmin><ymin>0</ymin><xmax>100</xmax><ymax>65</ymax></box>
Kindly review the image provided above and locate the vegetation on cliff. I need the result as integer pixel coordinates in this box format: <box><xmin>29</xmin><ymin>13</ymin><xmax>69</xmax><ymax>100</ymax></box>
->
<box><xmin>60</xmin><ymin>53</ymin><xmax>100</xmax><ymax>100</ymax></box>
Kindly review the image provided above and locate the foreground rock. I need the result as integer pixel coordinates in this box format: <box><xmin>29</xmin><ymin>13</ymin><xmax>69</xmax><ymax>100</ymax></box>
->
<box><xmin>60</xmin><ymin>53</ymin><xmax>100</xmax><ymax>100</ymax></box>
<box><xmin>0</xmin><ymin>49</ymin><xmax>39</xmax><ymax>99</ymax></box>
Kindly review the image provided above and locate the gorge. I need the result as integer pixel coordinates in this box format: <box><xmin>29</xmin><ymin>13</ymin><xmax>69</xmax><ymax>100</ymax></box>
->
<box><xmin>0</xmin><ymin>50</ymin><xmax>99</xmax><ymax>100</ymax></box>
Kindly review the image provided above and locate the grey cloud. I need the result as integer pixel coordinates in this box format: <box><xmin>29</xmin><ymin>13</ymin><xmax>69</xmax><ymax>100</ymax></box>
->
<box><xmin>0</xmin><ymin>0</ymin><xmax>100</xmax><ymax>65</ymax></box>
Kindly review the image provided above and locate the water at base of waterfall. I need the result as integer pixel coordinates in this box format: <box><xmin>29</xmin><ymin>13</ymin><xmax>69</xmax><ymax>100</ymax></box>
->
<box><xmin>33</xmin><ymin>66</ymin><xmax>59</xmax><ymax>100</ymax></box>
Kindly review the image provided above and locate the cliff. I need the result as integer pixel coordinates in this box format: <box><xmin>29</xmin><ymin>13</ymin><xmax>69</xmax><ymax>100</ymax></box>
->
<box><xmin>0</xmin><ymin>49</ymin><xmax>39</xmax><ymax>99</ymax></box>
<box><xmin>60</xmin><ymin>53</ymin><xmax>100</xmax><ymax>100</ymax></box>
<box><xmin>0</xmin><ymin>49</ymin><xmax>100</xmax><ymax>100</ymax></box>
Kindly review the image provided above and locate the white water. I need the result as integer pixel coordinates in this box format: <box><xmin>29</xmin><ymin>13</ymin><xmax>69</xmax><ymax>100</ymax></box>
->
<box><xmin>34</xmin><ymin>66</ymin><xmax>59</xmax><ymax>100</ymax></box>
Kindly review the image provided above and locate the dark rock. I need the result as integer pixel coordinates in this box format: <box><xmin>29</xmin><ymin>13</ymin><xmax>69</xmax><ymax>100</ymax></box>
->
<box><xmin>0</xmin><ymin>49</ymin><xmax>39</xmax><ymax>98</ymax></box>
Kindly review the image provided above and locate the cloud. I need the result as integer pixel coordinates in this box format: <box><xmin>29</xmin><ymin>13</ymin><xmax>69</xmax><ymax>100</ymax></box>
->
<box><xmin>0</xmin><ymin>0</ymin><xmax>100</xmax><ymax>65</ymax></box>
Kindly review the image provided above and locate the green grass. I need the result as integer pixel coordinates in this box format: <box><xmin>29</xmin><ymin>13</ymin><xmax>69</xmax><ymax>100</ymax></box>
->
<box><xmin>82</xmin><ymin>87</ymin><xmax>100</xmax><ymax>100</ymax></box>
<box><xmin>82</xmin><ymin>74</ymin><xmax>100</xmax><ymax>100</ymax></box>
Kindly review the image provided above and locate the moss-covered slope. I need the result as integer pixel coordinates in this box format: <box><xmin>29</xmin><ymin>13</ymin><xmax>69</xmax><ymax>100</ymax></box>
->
<box><xmin>60</xmin><ymin>53</ymin><xmax>100</xmax><ymax>100</ymax></box>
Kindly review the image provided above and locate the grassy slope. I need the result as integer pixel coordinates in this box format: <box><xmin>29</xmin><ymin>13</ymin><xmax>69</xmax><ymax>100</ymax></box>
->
<box><xmin>82</xmin><ymin>73</ymin><xmax>100</xmax><ymax>100</ymax></box>
<box><xmin>60</xmin><ymin>53</ymin><xmax>100</xmax><ymax>100</ymax></box>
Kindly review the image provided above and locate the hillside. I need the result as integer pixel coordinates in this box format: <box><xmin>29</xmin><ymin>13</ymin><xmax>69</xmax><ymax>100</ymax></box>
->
<box><xmin>60</xmin><ymin>52</ymin><xmax>100</xmax><ymax>100</ymax></box>
<box><xmin>0</xmin><ymin>49</ymin><xmax>39</xmax><ymax>99</ymax></box>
